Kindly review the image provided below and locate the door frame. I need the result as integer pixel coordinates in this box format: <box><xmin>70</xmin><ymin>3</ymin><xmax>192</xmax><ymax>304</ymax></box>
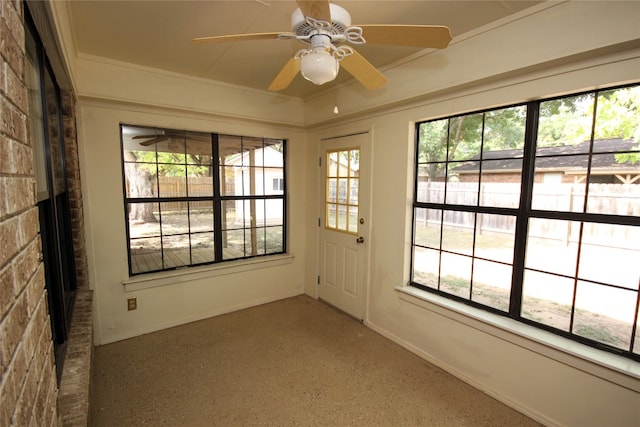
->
<box><xmin>316</xmin><ymin>128</ymin><xmax>373</xmax><ymax>321</ymax></box>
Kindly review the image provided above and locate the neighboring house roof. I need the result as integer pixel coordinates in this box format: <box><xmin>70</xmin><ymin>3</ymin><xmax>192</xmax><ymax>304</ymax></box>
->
<box><xmin>451</xmin><ymin>138</ymin><xmax>639</xmax><ymax>174</ymax></box>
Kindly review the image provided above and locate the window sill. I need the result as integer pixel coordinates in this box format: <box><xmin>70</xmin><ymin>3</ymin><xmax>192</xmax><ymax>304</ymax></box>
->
<box><xmin>395</xmin><ymin>285</ymin><xmax>640</xmax><ymax>391</ymax></box>
<box><xmin>123</xmin><ymin>254</ymin><xmax>295</xmax><ymax>292</ymax></box>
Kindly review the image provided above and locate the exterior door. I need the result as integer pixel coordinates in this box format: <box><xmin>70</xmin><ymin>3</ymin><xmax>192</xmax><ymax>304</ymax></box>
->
<box><xmin>319</xmin><ymin>132</ymin><xmax>370</xmax><ymax>320</ymax></box>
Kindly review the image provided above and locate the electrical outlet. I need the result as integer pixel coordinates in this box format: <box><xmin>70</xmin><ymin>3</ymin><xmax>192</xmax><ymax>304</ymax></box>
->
<box><xmin>127</xmin><ymin>297</ymin><xmax>137</xmax><ymax>311</ymax></box>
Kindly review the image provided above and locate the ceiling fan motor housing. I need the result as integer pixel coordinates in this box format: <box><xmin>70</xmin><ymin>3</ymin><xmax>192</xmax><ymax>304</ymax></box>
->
<box><xmin>291</xmin><ymin>3</ymin><xmax>351</xmax><ymax>38</ymax></box>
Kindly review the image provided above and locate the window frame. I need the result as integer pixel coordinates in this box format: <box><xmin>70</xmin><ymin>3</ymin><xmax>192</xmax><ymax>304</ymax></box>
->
<box><xmin>25</xmin><ymin>8</ymin><xmax>78</xmax><ymax>380</ymax></box>
<box><xmin>410</xmin><ymin>83</ymin><xmax>640</xmax><ymax>361</ymax></box>
<box><xmin>121</xmin><ymin>125</ymin><xmax>287</xmax><ymax>276</ymax></box>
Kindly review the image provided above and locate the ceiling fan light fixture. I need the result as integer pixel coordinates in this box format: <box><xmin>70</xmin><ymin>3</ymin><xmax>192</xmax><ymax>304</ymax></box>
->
<box><xmin>193</xmin><ymin>1</ymin><xmax>452</xmax><ymax>92</ymax></box>
<box><xmin>300</xmin><ymin>47</ymin><xmax>339</xmax><ymax>85</ymax></box>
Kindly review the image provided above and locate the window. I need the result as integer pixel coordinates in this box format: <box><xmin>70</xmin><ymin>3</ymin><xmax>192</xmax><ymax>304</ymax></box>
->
<box><xmin>121</xmin><ymin>125</ymin><xmax>286</xmax><ymax>275</ymax></box>
<box><xmin>411</xmin><ymin>83</ymin><xmax>640</xmax><ymax>360</ymax></box>
<box><xmin>325</xmin><ymin>148</ymin><xmax>360</xmax><ymax>233</ymax></box>
<box><xmin>26</xmin><ymin>10</ymin><xmax>77</xmax><ymax>379</ymax></box>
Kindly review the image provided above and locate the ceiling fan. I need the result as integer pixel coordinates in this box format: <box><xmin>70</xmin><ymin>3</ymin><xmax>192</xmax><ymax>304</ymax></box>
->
<box><xmin>132</xmin><ymin>130</ymin><xmax>210</xmax><ymax>146</ymax></box>
<box><xmin>192</xmin><ymin>0</ymin><xmax>452</xmax><ymax>91</ymax></box>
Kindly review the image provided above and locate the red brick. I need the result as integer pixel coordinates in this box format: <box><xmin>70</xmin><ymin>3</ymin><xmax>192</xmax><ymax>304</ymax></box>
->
<box><xmin>0</xmin><ymin>137</ymin><xmax>33</xmax><ymax>176</ymax></box>
<box><xmin>33</xmin><ymin>328</ymin><xmax>53</xmax><ymax>380</ymax></box>
<box><xmin>42</xmin><ymin>374</ymin><xmax>58</xmax><ymax>427</ymax></box>
<box><xmin>13</xmin><ymin>355</ymin><xmax>38</xmax><ymax>426</ymax></box>
<box><xmin>0</xmin><ymin>289</ymin><xmax>28</xmax><ymax>369</ymax></box>
<box><xmin>0</xmin><ymin>371</ymin><xmax>18</xmax><ymax>426</ymax></box>
<box><xmin>1</xmin><ymin>343</ymin><xmax>26</xmax><ymax>425</ymax></box>
<box><xmin>0</xmin><ymin>176</ymin><xmax>34</xmax><ymax>216</ymax></box>
<box><xmin>21</xmin><ymin>293</ymin><xmax>49</xmax><ymax>367</ymax></box>
<box><xmin>1</xmin><ymin>29</ymin><xmax>24</xmax><ymax>76</ymax></box>
<box><xmin>13</xmin><ymin>239</ymin><xmax>40</xmax><ymax>297</ymax></box>
<box><xmin>1</xmin><ymin>2</ymin><xmax>62</xmax><ymax>426</ymax></box>
<box><xmin>14</xmin><ymin>141</ymin><xmax>33</xmax><ymax>175</ymax></box>
<box><xmin>0</xmin><ymin>263</ymin><xmax>16</xmax><ymax>319</ymax></box>
<box><xmin>25</xmin><ymin>265</ymin><xmax>45</xmax><ymax>319</ymax></box>
<box><xmin>18</xmin><ymin>207</ymin><xmax>40</xmax><ymax>247</ymax></box>
<box><xmin>0</xmin><ymin>216</ymin><xmax>20</xmax><ymax>268</ymax></box>
<box><xmin>0</xmin><ymin>136</ymin><xmax>10</xmax><ymax>173</ymax></box>
<box><xmin>31</xmin><ymin>353</ymin><xmax>53</xmax><ymax>423</ymax></box>
<box><xmin>1</xmin><ymin>0</ymin><xmax>25</xmax><ymax>46</ymax></box>
<box><xmin>4</xmin><ymin>63</ymin><xmax>28</xmax><ymax>113</ymax></box>
<box><xmin>0</xmin><ymin>98</ymin><xmax>27</xmax><ymax>143</ymax></box>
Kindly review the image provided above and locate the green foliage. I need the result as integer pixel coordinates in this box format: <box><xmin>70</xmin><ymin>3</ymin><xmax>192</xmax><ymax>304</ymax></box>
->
<box><xmin>127</xmin><ymin>150</ymin><xmax>212</xmax><ymax>177</ymax></box>
<box><xmin>448</xmin><ymin>113</ymin><xmax>483</xmax><ymax>161</ymax></box>
<box><xmin>538</xmin><ymin>86</ymin><xmax>640</xmax><ymax>147</ymax></box>
<box><xmin>483</xmin><ymin>106</ymin><xmax>526</xmax><ymax>151</ymax></box>
<box><xmin>417</xmin><ymin>118</ymin><xmax>448</xmax><ymax>163</ymax></box>
<box><xmin>594</xmin><ymin>86</ymin><xmax>640</xmax><ymax>141</ymax></box>
<box><xmin>599</xmin><ymin>86</ymin><xmax>640</xmax><ymax>166</ymax></box>
<box><xmin>538</xmin><ymin>94</ymin><xmax>595</xmax><ymax>146</ymax></box>
<box><xmin>418</xmin><ymin>85</ymin><xmax>640</xmax><ymax>176</ymax></box>
<box><xmin>417</xmin><ymin>106</ymin><xmax>526</xmax><ymax>181</ymax></box>
<box><xmin>614</xmin><ymin>151</ymin><xmax>640</xmax><ymax>165</ymax></box>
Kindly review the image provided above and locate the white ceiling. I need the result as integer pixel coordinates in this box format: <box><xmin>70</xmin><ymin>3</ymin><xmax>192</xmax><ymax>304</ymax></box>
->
<box><xmin>67</xmin><ymin>0</ymin><xmax>542</xmax><ymax>99</ymax></box>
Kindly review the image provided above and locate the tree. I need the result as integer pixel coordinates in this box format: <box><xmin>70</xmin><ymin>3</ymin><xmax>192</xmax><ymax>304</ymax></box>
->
<box><xmin>124</xmin><ymin>150</ymin><xmax>158</xmax><ymax>223</ymax></box>
<box><xmin>537</xmin><ymin>93</ymin><xmax>595</xmax><ymax>146</ymax></box>
<box><xmin>597</xmin><ymin>86</ymin><xmax>640</xmax><ymax>165</ymax></box>
<box><xmin>537</xmin><ymin>86</ymin><xmax>639</xmax><ymax>165</ymax></box>
<box><xmin>417</xmin><ymin>106</ymin><xmax>526</xmax><ymax>181</ymax></box>
<box><xmin>124</xmin><ymin>144</ymin><xmax>214</xmax><ymax>223</ymax></box>
<box><xmin>417</xmin><ymin>85</ymin><xmax>640</xmax><ymax>178</ymax></box>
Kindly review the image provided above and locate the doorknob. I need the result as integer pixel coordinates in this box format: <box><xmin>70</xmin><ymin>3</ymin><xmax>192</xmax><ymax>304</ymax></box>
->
<box><xmin>356</xmin><ymin>236</ymin><xmax>365</xmax><ymax>244</ymax></box>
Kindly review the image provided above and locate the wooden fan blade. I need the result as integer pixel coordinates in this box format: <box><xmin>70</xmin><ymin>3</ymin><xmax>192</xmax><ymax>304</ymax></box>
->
<box><xmin>358</xmin><ymin>25</ymin><xmax>452</xmax><ymax>49</ymax></box>
<box><xmin>268</xmin><ymin>58</ymin><xmax>301</xmax><ymax>91</ymax></box>
<box><xmin>192</xmin><ymin>32</ymin><xmax>293</xmax><ymax>45</ymax></box>
<box><xmin>296</xmin><ymin>0</ymin><xmax>331</xmax><ymax>21</ymax></box>
<box><xmin>137</xmin><ymin>136</ymin><xmax>169</xmax><ymax>146</ymax></box>
<box><xmin>340</xmin><ymin>49</ymin><xmax>388</xmax><ymax>90</ymax></box>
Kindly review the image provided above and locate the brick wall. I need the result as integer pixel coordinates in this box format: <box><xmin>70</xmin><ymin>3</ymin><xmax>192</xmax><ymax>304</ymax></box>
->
<box><xmin>60</xmin><ymin>92</ymin><xmax>89</xmax><ymax>291</ymax></box>
<box><xmin>58</xmin><ymin>90</ymin><xmax>93</xmax><ymax>427</ymax></box>
<box><xmin>0</xmin><ymin>0</ymin><xmax>61</xmax><ymax>426</ymax></box>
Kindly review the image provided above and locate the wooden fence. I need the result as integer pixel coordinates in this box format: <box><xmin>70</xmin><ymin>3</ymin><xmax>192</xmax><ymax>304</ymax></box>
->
<box><xmin>416</xmin><ymin>182</ymin><xmax>640</xmax><ymax>248</ymax></box>
<box><xmin>156</xmin><ymin>176</ymin><xmax>225</xmax><ymax>211</ymax></box>
<box><xmin>155</xmin><ymin>176</ymin><xmax>283</xmax><ymax>224</ymax></box>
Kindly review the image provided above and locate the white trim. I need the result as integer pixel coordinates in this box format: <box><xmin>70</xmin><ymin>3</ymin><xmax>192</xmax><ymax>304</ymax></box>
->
<box><xmin>395</xmin><ymin>285</ymin><xmax>640</xmax><ymax>390</ymax></box>
<box><xmin>123</xmin><ymin>254</ymin><xmax>295</xmax><ymax>292</ymax></box>
<box><xmin>99</xmin><ymin>289</ymin><xmax>303</xmax><ymax>345</ymax></box>
<box><xmin>364</xmin><ymin>316</ymin><xmax>559</xmax><ymax>427</ymax></box>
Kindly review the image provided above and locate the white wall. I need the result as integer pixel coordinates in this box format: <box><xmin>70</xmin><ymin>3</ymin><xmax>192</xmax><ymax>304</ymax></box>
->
<box><xmin>304</xmin><ymin>2</ymin><xmax>640</xmax><ymax>426</ymax></box>
<box><xmin>306</xmin><ymin>61</ymin><xmax>640</xmax><ymax>426</ymax></box>
<box><xmin>57</xmin><ymin>0</ymin><xmax>640</xmax><ymax>425</ymax></box>
<box><xmin>77</xmin><ymin>98</ymin><xmax>310</xmax><ymax>345</ymax></box>
<box><xmin>303</xmin><ymin>1</ymin><xmax>640</xmax><ymax>125</ymax></box>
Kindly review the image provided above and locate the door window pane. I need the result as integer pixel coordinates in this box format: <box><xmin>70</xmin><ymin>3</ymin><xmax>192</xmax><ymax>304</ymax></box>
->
<box><xmin>325</xmin><ymin>148</ymin><xmax>360</xmax><ymax>234</ymax></box>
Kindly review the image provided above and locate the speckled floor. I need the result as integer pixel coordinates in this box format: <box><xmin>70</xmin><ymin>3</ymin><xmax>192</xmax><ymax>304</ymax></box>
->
<box><xmin>91</xmin><ymin>295</ymin><xmax>541</xmax><ymax>426</ymax></box>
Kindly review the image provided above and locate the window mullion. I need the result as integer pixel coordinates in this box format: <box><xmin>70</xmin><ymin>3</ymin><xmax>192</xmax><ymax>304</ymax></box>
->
<box><xmin>509</xmin><ymin>101</ymin><xmax>539</xmax><ymax>318</ymax></box>
<box><xmin>211</xmin><ymin>133</ymin><xmax>223</xmax><ymax>261</ymax></box>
